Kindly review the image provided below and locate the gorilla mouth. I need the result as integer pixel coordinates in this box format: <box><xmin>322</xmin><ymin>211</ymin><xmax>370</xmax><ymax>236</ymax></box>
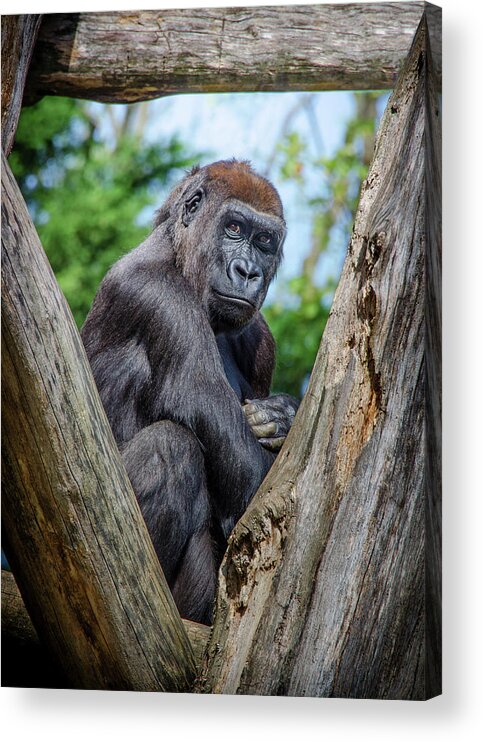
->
<box><xmin>213</xmin><ymin>291</ymin><xmax>255</xmax><ymax>309</ymax></box>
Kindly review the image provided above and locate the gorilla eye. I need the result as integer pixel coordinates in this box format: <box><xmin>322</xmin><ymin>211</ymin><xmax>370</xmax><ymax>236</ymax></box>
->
<box><xmin>256</xmin><ymin>233</ymin><xmax>275</xmax><ymax>252</ymax></box>
<box><xmin>226</xmin><ymin>221</ymin><xmax>243</xmax><ymax>237</ymax></box>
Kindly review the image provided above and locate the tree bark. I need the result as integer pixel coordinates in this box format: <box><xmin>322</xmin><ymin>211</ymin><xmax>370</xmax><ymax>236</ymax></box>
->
<box><xmin>1</xmin><ymin>151</ymin><xmax>196</xmax><ymax>691</ymax></box>
<box><xmin>24</xmin><ymin>4</ymin><xmax>434</xmax><ymax>104</ymax></box>
<box><xmin>1</xmin><ymin>14</ymin><xmax>42</xmax><ymax>155</ymax></box>
<box><xmin>198</xmin><ymin>13</ymin><xmax>441</xmax><ymax>700</ymax></box>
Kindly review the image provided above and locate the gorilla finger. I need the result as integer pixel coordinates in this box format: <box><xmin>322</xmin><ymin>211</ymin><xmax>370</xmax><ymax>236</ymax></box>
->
<box><xmin>242</xmin><ymin>403</ymin><xmax>265</xmax><ymax>421</ymax></box>
<box><xmin>259</xmin><ymin>437</ymin><xmax>285</xmax><ymax>452</ymax></box>
<box><xmin>242</xmin><ymin>402</ymin><xmax>258</xmax><ymax>415</ymax></box>
<box><xmin>250</xmin><ymin>422</ymin><xmax>278</xmax><ymax>438</ymax></box>
<box><xmin>244</xmin><ymin>408</ymin><xmax>270</xmax><ymax>425</ymax></box>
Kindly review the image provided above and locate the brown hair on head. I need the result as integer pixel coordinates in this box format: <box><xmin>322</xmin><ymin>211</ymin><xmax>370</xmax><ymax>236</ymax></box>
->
<box><xmin>202</xmin><ymin>159</ymin><xmax>284</xmax><ymax>220</ymax></box>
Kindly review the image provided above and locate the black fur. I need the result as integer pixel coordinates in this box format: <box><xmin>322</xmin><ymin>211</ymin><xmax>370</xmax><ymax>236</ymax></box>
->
<box><xmin>81</xmin><ymin>160</ymin><xmax>297</xmax><ymax>624</ymax></box>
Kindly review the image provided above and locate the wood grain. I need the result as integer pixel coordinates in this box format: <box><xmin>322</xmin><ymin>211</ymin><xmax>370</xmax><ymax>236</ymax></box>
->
<box><xmin>198</xmin><ymin>13</ymin><xmax>441</xmax><ymax>700</ymax></box>
<box><xmin>25</xmin><ymin>4</ymin><xmax>431</xmax><ymax>103</ymax></box>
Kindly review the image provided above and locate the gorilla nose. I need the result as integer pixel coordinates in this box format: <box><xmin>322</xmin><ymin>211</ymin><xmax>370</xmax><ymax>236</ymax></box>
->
<box><xmin>228</xmin><ymin>258</ymin><xmax>263</xmax><ymax>293</ymax></box>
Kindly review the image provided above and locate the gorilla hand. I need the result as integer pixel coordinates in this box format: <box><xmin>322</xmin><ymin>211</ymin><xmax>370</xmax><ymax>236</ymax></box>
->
<box><xmin>243</xmin><ymin>394</ymin><xmax>299</xmax><ymax>452</ymax></box>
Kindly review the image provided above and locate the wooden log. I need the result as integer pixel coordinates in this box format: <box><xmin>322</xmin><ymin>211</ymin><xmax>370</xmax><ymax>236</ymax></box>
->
<box><xmin>198</xmin><ymin>13</ymin><xmax>441</xmax><ymax>699</ymax></box>
<box><xmin>24</xmin><ymin>4</ymin><xmax>434</xmax><ymax>104</ymax></box>
<box><xmin>1</xmin><ymin>569</ymin><xmax>211</xmax><ymax>685</ymax></box>
<box><xmin>1</xmin><ymin>151</ymin><xmax>196</xmax><ymax>691</ymax></box>
<box><xmin>1</xmin><ymin>14</ymin><xmax>42</xmax><ymax>155</ymax></box>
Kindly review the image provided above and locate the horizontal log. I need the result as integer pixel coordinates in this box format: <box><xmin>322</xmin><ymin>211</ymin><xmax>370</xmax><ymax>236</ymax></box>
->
<box><xmin>1</xmin><ymin>568</ymin><xmax>71</xmax><ymax>688</ymax></box>
<box><xmin>1</xmin><ymin>570</ymin><xmax>211</xmax><ymax>685</ymax></box>
<box><xmin>25</xmin><ymin>3</ymin><xmax>431</xmax><ymax>103</ymax></box>
<box><xmin>2</xmin><ymin>569</ymin><xmax>41</xmax><ymax>649</ymax></box>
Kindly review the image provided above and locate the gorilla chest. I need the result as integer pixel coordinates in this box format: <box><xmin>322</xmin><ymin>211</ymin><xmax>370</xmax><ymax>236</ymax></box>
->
<box><xmin>216</xmin><ymin>335</ymin><xmax>253</xmax><ymax>402</ymax></box>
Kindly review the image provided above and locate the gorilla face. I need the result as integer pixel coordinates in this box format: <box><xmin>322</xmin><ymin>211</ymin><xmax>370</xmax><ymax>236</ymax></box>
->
<box><xmin>204</xmin><ymin>200</ymin><xmax>285</xmax><ymax>332</ymax></box>
<box><xmin>170</xmin><ymin>162</ymin><xmax>286</xmax><ymax>333</ymax></box>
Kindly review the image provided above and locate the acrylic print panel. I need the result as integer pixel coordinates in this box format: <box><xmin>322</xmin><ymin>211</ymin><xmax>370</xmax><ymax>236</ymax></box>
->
<box><xmin>1</xmin><ymin>3</ymin><xmax>441</xmax><ymax>699</ymax></box>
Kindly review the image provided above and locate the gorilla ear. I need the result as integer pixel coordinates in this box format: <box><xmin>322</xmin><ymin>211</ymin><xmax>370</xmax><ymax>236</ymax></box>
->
<box><xmin>182</xmin><ymin>189</ymin><xmax>204</xmax><ymax>226</ymax></box>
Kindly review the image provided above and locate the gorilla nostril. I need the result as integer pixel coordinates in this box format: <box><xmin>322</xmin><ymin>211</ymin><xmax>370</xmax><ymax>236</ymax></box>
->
<box><xmin>247</xmin><ymin>267</ymin><xmax>262</xmax><ymax>282</ymax></box>
<box><xmin>234</xmin><ymin>263</ymin><xmax>248</xmax><ymax>279</ymax></box>
<box><xmin>229</xmin><ymin>259</ymin><xmax>262</xmax><ymax>286</ymax></box>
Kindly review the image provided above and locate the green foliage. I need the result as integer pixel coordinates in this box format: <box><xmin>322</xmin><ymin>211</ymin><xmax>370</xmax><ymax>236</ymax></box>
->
<box><xmin>263</xmin><ymin>276</ymin><xmax>335</xmax><ymax>397</ymax></box>
<box><xmin>265</xmin><ymin>92</ymin><xmax>383</xmax><ymax>397</ymax></box>
<box><xmin>278</xmin><ymin>132</ymin><xmax>305</xmax><ymax>182</ymax></box>
<box><xmin>9</xmin><ymin>97</ymin><xmax>198</xmax><ymax>326</ymax></box>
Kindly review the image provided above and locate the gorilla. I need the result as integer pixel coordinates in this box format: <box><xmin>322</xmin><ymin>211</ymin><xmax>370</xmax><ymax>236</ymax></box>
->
<box><xmin>81</xmin><ymin>160</ymin><xmax>298</xmax><ymax>624</ymax></box>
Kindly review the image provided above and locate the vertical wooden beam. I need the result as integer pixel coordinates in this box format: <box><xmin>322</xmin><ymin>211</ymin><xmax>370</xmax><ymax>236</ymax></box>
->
<box><xmin>1</xmin><ymin>14</ymin><xmax>42</xmax><ymax>155</ymax></box>
<box><xmin>1</xmin><ymin>152</ymin><xmax>196</xmax><ymax>691</ymax></box>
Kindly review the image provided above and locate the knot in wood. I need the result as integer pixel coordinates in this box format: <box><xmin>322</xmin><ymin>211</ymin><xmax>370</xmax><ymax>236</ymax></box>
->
<box><xmin>357</xmin><ymin>284</ymin><xmax>377</xmax><ymax>327</ymax></box>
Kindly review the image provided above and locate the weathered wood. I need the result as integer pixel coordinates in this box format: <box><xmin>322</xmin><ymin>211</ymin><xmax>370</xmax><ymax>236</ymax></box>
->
<box><xmin>24</xmin><ymin>4</ymin><xmax>432</xmax><ymax>104</ymax></box>
<box><xmin>198</xmin><ymin>14</ymin><xmax>441</xmax><ymax>699</ymax></box>
<box><xmin>184</xmin><ymin>620</ymin><xmax>212</xmax><ymax>671</ymax></box>
<box><xmin>1</xmin><ymin>569</ymin><xmax>211</xmax><ymax>684</ymax></box>
<box><xmin>1</xmin><ymin>14</ymin><xmax>42</xmax><ymax>155</ymax></box>
<box><xmin>1</xmin><ymin>152</ymin><xmax>197</xmax><ymax>691</ymax></box>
